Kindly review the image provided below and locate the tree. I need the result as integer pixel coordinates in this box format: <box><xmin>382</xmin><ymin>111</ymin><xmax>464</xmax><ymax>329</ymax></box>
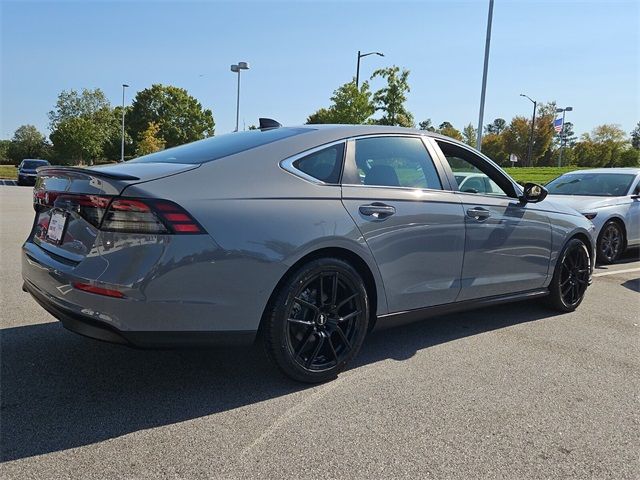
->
<box><xmin>48</xmin><ymin>88</ymin><xmax>115</xmax><ymax>164</ymax></box>
<box><xmin>48</xmin><ymin>88</ymin><xmax>112</xmax><ymax>130</ymax></box>
<box><xmin>501</xmin><ymin>103</ymin><xmax>555</xmax><ymax>167</ymax></box>
<box><xmin>306</xmin><ymin>80</ymin><xmax>374</xmax><ymax>125</ymax></box>
<box><xmin>573</xmin><ymin>124</ymin><xmax>630</xmax><ymax>167</ymax></box>
<box><xmin>102</xmin><ymin>106</ymin><xmax>133</xmax><ymax>161</ymax></box>
<box><xmin>136</xmin><ymin>122</ymin><xmax>166</xmax><ymax>156</ymax></box>
<box><xmin>306</xmin><ymin>108</ymin><xmax>333</xmax><ymax>125</ymax></box>
<box><xmin>437</xmin><ymin>121</ymin><xmax>463</xmax><ymax>141</ymax></box>
<box><xmin>462</xmin><ymin>123</ymin><xmax>477</xmax><ymax>147</ymax></box>
<box><xmin>418</xmin><ymin>119</ymin><xmax>436</xmax><ymax>132</ymax></box>
<box><xmin>0</xmin><ymin>140</ymin><xmax>10</xmax><ymax>162</ymax></box>
<box><xmin>7</xmin><ymin>125</ymin><xmax>49</xmax><ymax>164</ymax></box>
<box><xmin>481</xmin><ymin>133</ymin><xmax>508</xmax><ymax>165</ymax></box>
<box><xmin>631</xmin><ymin>121</ymin><xmax>640</xmax><ymax>149</ymax></box>
<box><xmin>127</xmin><ymin>84</ymin><xmax>214</xmax><ymax>149</ymax></box>
<box><xmin>485</xmin><ymin>118</ymin><xmax>506</xmax><ymax>135</ymax></box>
<box><xmin>49</xmin><ymin>117</ymin><xmax>107</xmax><ymax>165</ymax></box>
<box><xmin>370</xmin><ymin>66</ymin><xmax>414</xmax><ymax>127</ymax></box>
<box><xmin>619</xmin><ymin>148</ymin><xmax>640</xmax><ymax>167</ymax></box>
<box><xmin>329</xmin><ymin>80</ymin><xmax>374</xmax><ymax>124</ymax></box>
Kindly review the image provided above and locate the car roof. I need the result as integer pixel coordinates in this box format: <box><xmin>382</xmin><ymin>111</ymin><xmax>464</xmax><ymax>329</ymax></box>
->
<box><xmin>562</xmin><ymin>167</ymin><xmax>640</xmax><ymax>175</ymax></box>
<box><xmin>287</xmin><ymin>124</ymin><xmax>462</xmax><ymax>143</ymax></box>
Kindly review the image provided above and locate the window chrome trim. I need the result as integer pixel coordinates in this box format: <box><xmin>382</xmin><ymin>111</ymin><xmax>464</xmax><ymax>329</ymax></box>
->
<box><xmin>279</xmin><ymin>140</ymin><xmax>347</xmax><ymax>185</ymax></box>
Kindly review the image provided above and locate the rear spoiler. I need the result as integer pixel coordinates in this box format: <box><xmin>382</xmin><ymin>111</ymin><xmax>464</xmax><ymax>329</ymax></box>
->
<box><xmin>36</xmin><ymin>165</ymin><xmax>140</xmax><ymax>181</ymax></box>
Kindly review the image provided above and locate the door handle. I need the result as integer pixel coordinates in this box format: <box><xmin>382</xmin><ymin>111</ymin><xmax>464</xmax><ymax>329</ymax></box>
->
<box><xmin>466</xmin><ymin>207</ymin><xmax>491</xmax><ymax>221</ymax></box>
<box><xmin>359</xmin><ymin>203</ymin><xmax>396</xmax><ymax>219</ymax></box>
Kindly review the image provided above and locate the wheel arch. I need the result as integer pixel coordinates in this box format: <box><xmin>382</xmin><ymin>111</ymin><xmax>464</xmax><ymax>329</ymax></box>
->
<box><xmin>258</xmin><ymin>246</ymin><xmax>386</xmax><ymax>336</ymax></box>
<box><xmin>598</xmin><ymin>215</ymin><xmax>628</xmax><ymax>249</ymax></box>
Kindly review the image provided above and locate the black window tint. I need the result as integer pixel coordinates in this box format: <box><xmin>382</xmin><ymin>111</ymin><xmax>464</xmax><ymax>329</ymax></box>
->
<box><xmin>354</xmin><ymin>137</ymin><xmax>442</xmax><ymax>189</ymax></box>
<box><xmin>293</xmin><ymin>144</ymin><xmax>345</xmax><ymax>184</ymax></box>
<box><xmin>129</xmin><ymin>128</ymin><xmax>313</xmax><ymax>164</ymax></box>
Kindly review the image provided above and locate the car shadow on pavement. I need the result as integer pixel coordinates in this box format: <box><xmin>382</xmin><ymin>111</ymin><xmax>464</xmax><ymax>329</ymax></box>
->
<box><xmin>1</xmin><ymin>301</ymin><xmax>558</xmax><ymax>462</ymax></box>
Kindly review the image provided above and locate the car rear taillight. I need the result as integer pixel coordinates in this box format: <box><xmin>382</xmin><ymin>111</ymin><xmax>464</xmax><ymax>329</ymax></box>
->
<box><xmin>102</xmin><ymin>198</ymin><xmax>204</xmax><ymax>234</ymax></box>
<box><xmin>34</xmin><ymin>191</ymin><xmax>205</xmax><ymax>235</ymax></box>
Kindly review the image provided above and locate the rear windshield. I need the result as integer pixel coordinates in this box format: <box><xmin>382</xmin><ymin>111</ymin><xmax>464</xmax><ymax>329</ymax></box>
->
<box><xmin>546</xmin><ymin>173</ymin><xmax>636</xmax><ymax>196</ymax></box>
<box><xmin>22</xmin><ymin>160</ymin><xmax>49</xmax><ymax>169</ymax></box>
<box><xmin>128</xmin><ymin>128</ymin><xmax>313</xmax><ymax>164</ymax></box>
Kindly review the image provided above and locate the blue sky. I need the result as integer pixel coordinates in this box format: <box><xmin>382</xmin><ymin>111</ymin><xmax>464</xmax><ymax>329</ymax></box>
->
<box><xmin>1</xmin><ymin>0</ymin><xmax>638</xmax><ymax>140</ymax></box>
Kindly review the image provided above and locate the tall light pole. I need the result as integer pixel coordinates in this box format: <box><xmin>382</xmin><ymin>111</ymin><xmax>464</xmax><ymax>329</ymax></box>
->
<box><xmin>121</xmin><ymin>84</ymin><xmax>129</xmax><ymax>162</ymax></box>
<box><xmin>556</xmin><ymin>106</ymin><xmax>573</xmax><ymax>167</ymax></box>
<box><xmin>356</xmin><ymin>50</ymin><xmax>384</xmax><ymax>88</ymax></box>
<box><xmin>520</xmin><ymin>93</ymin><xmax>537</xmax><ymax>167</ymax></box>
<box><xmin>230</xmin><ymin>62</ymin><xmax>249</xmax><ymax>132</ymax></box>
<box><xmin>476</xmin><ymin>0</ymin><xmax>494</xmax><ymax>151</ymax></box>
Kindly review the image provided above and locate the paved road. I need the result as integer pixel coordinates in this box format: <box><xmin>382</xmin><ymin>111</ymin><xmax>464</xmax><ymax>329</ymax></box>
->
<box><xmin>1</xmin><ymin>186</ymin><xmax>638</xmax><ymax>479</ymax></box>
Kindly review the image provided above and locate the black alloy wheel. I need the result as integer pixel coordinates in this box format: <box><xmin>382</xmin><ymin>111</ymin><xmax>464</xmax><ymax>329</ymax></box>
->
<box><xmin>264</xmin><ymin>258</ymin><xmax>369</xmax><ymax>383</ymax></box>
<box><xmin>546</xmin><ymin>238</ymin><xmax>591</xmax><ymax>312</ymax></box>
<box><xmin>597</xmin><ymin>221</ymin><xmax>624</xmax><ymax>264</ymax></box>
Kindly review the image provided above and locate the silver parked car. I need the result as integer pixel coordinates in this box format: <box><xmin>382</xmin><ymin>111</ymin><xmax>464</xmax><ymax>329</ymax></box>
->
<box><xmin>545</xmin><ymin>168</ymin><xmax>640</xmax><ymax>264</ymax></box>
<box><xmin>22</xmin><ymin>124</ymin><xmax>596</xmax><ymax>382</ymax></box>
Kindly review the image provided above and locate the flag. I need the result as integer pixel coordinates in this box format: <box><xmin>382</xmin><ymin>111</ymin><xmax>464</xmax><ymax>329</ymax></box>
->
<box><xmin>553</xmin><ymin>117</ymin><xmax>563</xmax><ymax>133</ymax></box>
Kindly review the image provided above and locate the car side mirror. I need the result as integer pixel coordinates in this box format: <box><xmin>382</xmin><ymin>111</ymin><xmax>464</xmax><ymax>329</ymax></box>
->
<box><xmin>521</xmin><ymin>182</ymin><xmax>548</xmax><ymax>203</ymax></box>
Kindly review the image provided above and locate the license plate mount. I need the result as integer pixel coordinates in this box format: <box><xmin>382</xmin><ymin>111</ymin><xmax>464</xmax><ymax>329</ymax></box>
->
<box><xmin>46</xmin><ymin>210</ymin><xmax>68</xmax><ymax>245</ymax></box>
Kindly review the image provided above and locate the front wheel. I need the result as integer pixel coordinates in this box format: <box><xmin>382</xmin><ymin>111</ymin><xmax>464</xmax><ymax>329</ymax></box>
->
<box><xmin>597</xmin><ymin>220</ymin><xmax>625</xmax><ymax>264</ymax></box>
<box><xmin>545</xmin><ymin>238</ymin><xmax>591</xmax><ymax>312</ymax></box>
<box><xmin>263</xmin><ymin>258</ymin><xmax>369</xmax><ymax>383</ymax></box>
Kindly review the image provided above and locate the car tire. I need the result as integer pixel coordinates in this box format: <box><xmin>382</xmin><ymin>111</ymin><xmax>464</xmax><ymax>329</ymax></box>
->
<box><xmin>545</xmin><ymin>237</ymin><xmax>591</xmax><ymax>312</ymax></box>
<box><xmin>597</xmin><ymin>220</ymin><xmax>625</xmax><ymax>264</ymax></box>
<box><xmin>263</xmin><ymin>257</ymin><xmax>369</xmax><ymax>383</ymax></box>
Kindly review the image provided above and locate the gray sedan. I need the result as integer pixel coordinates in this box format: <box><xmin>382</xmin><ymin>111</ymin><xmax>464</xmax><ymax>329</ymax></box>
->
<box><xmin>22</xmin><ymin>124</ymin><xmax>595</xmax><ymax>382</ymax></box>
<box><xmin>545</xmin><ymin>168</ymin><xmax>640</xmax><ymax>264</ymax></box>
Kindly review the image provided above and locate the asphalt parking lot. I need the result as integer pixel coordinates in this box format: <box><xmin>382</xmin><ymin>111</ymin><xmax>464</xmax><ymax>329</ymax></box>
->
<box><xmin>1</xmin><ymin>185</ymin><xmax>638</xmax><ymax>479</ymax></box>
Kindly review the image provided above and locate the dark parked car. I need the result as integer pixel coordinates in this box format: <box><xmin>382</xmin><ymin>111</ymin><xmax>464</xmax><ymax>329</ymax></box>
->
<box><xmin>17</xmin><ymin>159</ymin><xmax>50</xmax><ymax>186</ymax></box>
<box><xmin>22</xmin><ymin>124</ymin><xmax>596</xmax><ymax>382</ymax></box>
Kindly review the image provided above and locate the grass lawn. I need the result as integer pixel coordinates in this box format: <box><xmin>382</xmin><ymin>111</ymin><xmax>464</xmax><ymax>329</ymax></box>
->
<box><xmin>503</xmin><ymin>166</ymin><xmax>585</xmax><ymax>185</ymax></box>
<box><xmin>0</xmin><ymin>165</ymin><xmax>17</xmax><ymax>179</ymax></box>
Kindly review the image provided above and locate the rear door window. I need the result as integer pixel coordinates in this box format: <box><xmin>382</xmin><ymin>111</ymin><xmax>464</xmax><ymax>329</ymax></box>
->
<box><xmin>352</xmin><ymin>136</ymin><xmax>442</xmax><ymax>190</ymax></box>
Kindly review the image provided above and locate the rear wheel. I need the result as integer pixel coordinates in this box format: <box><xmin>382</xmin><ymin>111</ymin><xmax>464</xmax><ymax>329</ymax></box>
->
<box><xmin>597</xmin><ymin>220</ymin><xmax>625</xmax><ymax>264</ymax></box>
<box><xmin>263</xmin><ymin>258</ymin><xmax>369</xmax><ymax>383</ymax></box>
<box><xmin>545</xmin><ymin>238</ymin><xmax>591</xmax><ymax>312</ymax></box>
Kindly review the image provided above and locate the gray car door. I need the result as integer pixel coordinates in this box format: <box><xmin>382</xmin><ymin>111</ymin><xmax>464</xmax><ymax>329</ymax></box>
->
<box><xmin>341</xmin><ymin>135</ymin><xmax>466</xmax><ymax>313</ymax></box>
<box><xmin>430</xmin><ymin>138</ymin><xmax>552</xmax><ymax>301</ymax></box>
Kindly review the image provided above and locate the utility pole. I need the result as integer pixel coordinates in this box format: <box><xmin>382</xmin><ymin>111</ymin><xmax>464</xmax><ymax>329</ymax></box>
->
<box><xmin>121</xmin><ymin>84</ymin><xmax>129</xmax><ymax>162</ymax></box>
<box><xmin>476</xmin><ymin>0</ymin><xmax>494</xmax><ymax>151</ymax></box>
<box><xmin>556</xmin><ymin>106</ymin><xmax>573</xmax><ymax>167</ymax></box>
<box><xmin>520</xmin><ymin>94</ymin><xmax>537</xmax><ymax>167</ymax></box>
<box><xmin>355</xmin><ymin>50</ymin><xmax>384</xmax><ymax>88</ymax></box>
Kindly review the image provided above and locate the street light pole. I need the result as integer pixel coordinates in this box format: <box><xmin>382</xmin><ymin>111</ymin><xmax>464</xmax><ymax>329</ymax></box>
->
<box><xmin>231</xmin><ymin>62</ymin><xmax>250</xmax><ymax>132</ymax></box>
<box><xmin>476</xmin><ymin>0</ymin><xmax>494</xmax><ymax>151</ymax></box>
<box><xmin>121</xmin><ymin>84</ymin><xmax>129</xmax><ymax>162</ymax></box>
<box><xmin>520</xmin><ymin>94</ymin><xmax>537</xmax><ymax>167</ymax></box>
<box><xmin>355</xmin><ymin>50</ymin><xmax>384</xmax><ymax>88</ymax></box>
<box><xmin>556</xmin><ymin>106</ymin><xmax>573</xmax><ymax>167</ymax></box>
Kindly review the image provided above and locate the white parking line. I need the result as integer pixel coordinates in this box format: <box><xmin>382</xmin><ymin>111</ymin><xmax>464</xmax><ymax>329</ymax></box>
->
<box><xmin>593</xmin><ymin>267</ymin><xmax>640</xmax><ymax>277</ymax></box>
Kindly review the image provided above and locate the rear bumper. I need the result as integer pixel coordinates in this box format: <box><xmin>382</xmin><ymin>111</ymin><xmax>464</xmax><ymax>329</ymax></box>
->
<box><xmin>23</xmin><ymin>279</ymin><xmax>255</xmax><ymax>347</ymax></box>
<box><xmin>21</xmin><ymin>233</ymin><xmax>267</xmax><ymax>346</ymax></box>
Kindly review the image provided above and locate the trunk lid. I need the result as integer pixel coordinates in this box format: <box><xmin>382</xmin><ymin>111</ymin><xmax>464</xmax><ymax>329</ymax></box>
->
<box><xmin>30</xmin><ymin>162</ymin><xmax>198</xmax><ymax>262</ymax></box>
